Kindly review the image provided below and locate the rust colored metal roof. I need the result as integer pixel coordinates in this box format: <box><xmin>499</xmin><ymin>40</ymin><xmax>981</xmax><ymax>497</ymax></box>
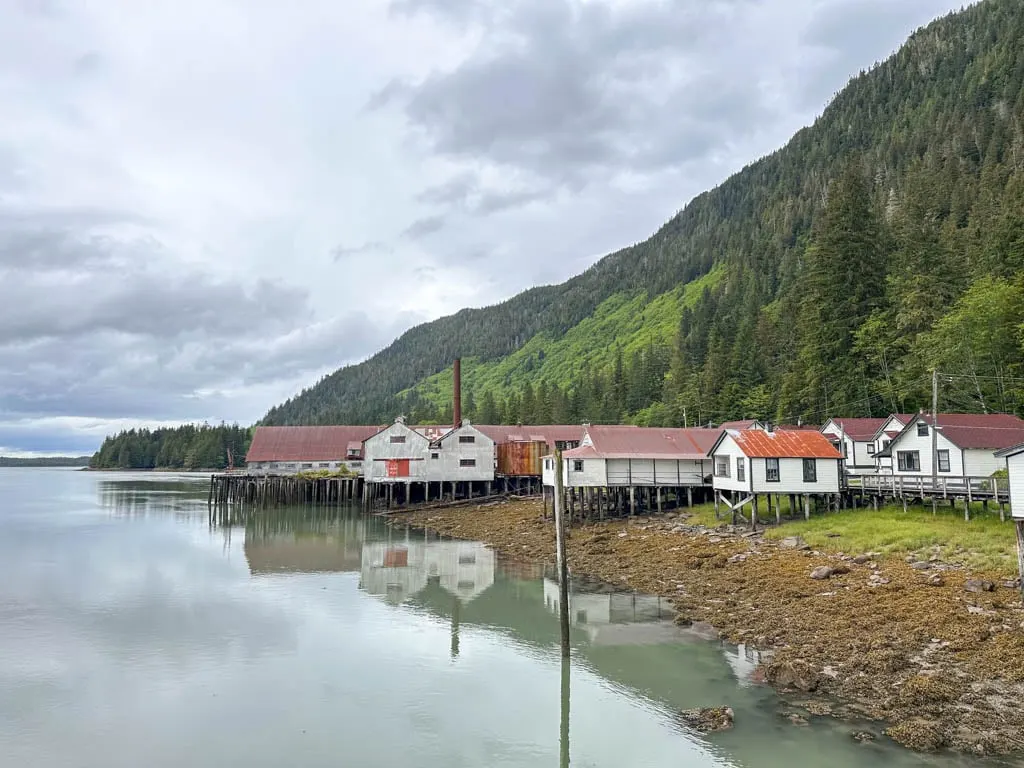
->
<box><xmin>246</xmin><ymin>426</ymin><xmax>381</xmax><ymax>463</ymax></box>
<box><xmin>731</xmin><ymin>429</ymin><xmax>842</xmax><ymax>459</ymax></box>
<box><xmin>563</xmin><ymin>426</ymin><xmax>720</xmax><ymax>461</ymax></box>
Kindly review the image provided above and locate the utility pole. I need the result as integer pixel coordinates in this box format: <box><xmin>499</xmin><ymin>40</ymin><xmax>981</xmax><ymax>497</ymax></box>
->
<box><xmin>932</xmin><ymin>369</ymin><xmax>939</xmax><ymax>515</ymax></box>
<box><xmin>553</xmin><ymin>448</ymin><xmax>570</xmax><ymax>658</ymax></box>
<box><xmin>683</xmin><ymin>407</ymin><xmax>688</xmax><ymax>429</ymax></box>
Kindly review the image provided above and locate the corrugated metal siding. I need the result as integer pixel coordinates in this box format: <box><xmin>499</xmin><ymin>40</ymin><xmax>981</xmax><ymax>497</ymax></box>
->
<box><xmin>497</xmin><ymin>441</ymin><xmax>546</xmax><ymax>476</ymax></box>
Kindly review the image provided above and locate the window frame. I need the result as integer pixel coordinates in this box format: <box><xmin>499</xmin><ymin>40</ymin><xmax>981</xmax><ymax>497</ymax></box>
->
<box><xmin>866</xmin><ymin>443</ymin><xmax>875</xmax><ymax>455</ymax></box>
<box><xmin>459</xmin><ymin>458</ymin><xmax>476</xmax><ymax>468</ymax></box>
<box><xmin>897</xmin><ymin>450</ymin><xmax>921</xmax><ymax>472</ymax></box>
<box><xmin>715</xmin><ymin>456</ymin><xmax>730</xmax><ymax>478</ymax></box>
<box><xmin>802</xmin><ymin>458</ymin><xmax>817</xmax><ymax>483</ymax></box>
<box><xmin>389</xmin><ymin>435</ymin><xmax>406</xmax><ymax>444</ymax></box>
<box><xmin>736</xmin><ymin>456</ymin><xmax>746</xmax><ymax>483</ymax></box>
<box><xmin>937</xmin><ymin>449</ymin><xmax>951</xmax><ymax>473</ymax></box>
<box><xmin>458</xmin><ymin>435</ymin><xmax>475</xmax><ymax>444</ymax></box>
<box><xmin>917</xmin><ymin>422</ymin><xmax>929</xmax><ymax>437</ymax></box>
<box><xmin>572</xmin><ymin>459</ymin><xmax>584</xmax><ymax>473</ymax></box>
<box><xmin>766</xmin><ymin>457</ymin><xmax>780</xmax><ymax>483</ymax></box>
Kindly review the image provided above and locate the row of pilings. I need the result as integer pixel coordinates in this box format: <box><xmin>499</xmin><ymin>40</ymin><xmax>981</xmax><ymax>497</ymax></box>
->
<box><xmin>208</xmin><ymin>474</ymin><xmax>361</xmax><ymax>508</ymax></box>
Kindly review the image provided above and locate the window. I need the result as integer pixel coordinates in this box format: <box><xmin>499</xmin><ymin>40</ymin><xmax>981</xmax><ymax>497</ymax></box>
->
<box><xmin>544</xmin><ymin>458</ymin><xmax>552</xmax><ymax>470</ymax></box>
<box><xmin>937</xmin><ymin>449</ymin><xmax>950</xmax><ymax>473</ymax></box>
<box><xmin>390</xmin><ymin>435</ymin><xmax>406</xmax><ymax>444</ymax></box>
<box><xmin>458</xmin><ymin>554</ymin><xmax>476</xmax><ymax>565</ymax></box>
<box><xmin>301</xmin><ymin>463</ymin><xmax>313</xmax><ymax>469</ymax></box>
<box><xmin>883</xmin><ymin>439</ymin><xmax>891</xmax><ymax>449</ymax></box>
<box><xmin>576</xmin><ymin>610</ymin><xmax>588</xmax><ymax>624</ymax></box>
<box><xmin>458</xmin><ymin>435</ymin><xmax>475</xmax><ymax>444</ymax></box>
<box><xmin>803</xmin><ymin>459</ymin><xmax>817</xmax><ymax>483</ymax></box>
<box><xmin>736</xmin><ymin>457</ymin><xmax>746</xmax><ymax>482</ymax></box>
<box><xmin>460</xmin><ymin>459</ymin><xmax>476</xmax><ymax>467</ymax></box>
<box><xmin>715</xmin><ymin>457</ymin><xmax>730</xmax><ymax>478</ymax></box>
<box><xmin>917</xmin><ymin>422</ymin><xmax>929</xmax><ymax>437</ymax></box>
<box><xmin>766</xmin><ymin>458</ymin><xmax>780</xmax><ymax>483</ymax></box>
<box><xmin>319</xmin><ymin>463</ymin><xmax>330</xmax><ymax>468</ymax></box>
<box><xmin>573</xmin><ymin>460</ymin><xmax>584</xmax><ymax>472</ymax></box>
<box><xmin>867</xmin><ymin>444</ymin><xmax>875</xmax><ymax>455</ymax></box>
<box><xmin>897</xmin><ymin>450</ymin><xmax>921</xmax><ymax>472</ymax></box>
<box><xmin>431</xmin><ymin>453</ymin><xmax>439</xmax><ymax>460</ymax></box>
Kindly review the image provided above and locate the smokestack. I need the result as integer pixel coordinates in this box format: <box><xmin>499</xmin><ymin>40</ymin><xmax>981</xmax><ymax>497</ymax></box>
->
<box><xmin>453</xmin><ymin>358</ymin><xmax>462</xmax><ymax>428</ymax></box>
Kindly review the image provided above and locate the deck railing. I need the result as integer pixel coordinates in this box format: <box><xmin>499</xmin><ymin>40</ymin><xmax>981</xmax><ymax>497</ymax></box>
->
<box><xmin>846</xmin><ymin>473</ymin><xmax>1007</xmax><ymax>502</ymax></box>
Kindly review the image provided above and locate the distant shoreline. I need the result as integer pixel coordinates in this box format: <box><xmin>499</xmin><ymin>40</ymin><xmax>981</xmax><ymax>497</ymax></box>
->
<box><xmin>79</xmin><ymin>467</ymin><xmax>221</xmax><ymax>473</ymax></box>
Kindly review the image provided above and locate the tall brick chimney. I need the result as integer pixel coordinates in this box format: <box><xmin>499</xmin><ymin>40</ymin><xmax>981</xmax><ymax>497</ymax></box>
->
<box><xmin>453</xmin><ymin>358</ymin><xmax>462</xmax><ymax>428</ymax></box>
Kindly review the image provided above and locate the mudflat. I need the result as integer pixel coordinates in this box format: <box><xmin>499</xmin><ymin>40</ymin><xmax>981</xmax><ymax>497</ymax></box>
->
<box><xmin>389</xmin><ymin>499</ymin><xmax>1024</xmax><ymax>756</ymax></box>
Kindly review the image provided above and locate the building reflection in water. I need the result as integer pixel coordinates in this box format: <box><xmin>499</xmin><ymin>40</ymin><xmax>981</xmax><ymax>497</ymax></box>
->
<box><xmin>359</xmin><ymin>537</ymin><xmax>497</xmax><ymax>607</ymax></box>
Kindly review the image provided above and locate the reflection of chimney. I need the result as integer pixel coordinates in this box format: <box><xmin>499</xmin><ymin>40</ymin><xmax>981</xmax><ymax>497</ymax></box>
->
<box><xmin>453</xmin><ymin>358</ymin><xmax>462</xmax><ymax>429</ymax></box>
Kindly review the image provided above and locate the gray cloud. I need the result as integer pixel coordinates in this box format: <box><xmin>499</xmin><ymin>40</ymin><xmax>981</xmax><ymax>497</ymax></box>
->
<box><xmin>376</xmin><ymin>0</ymin><xmax>771</xmax><ymax>186</ymax></box>
<box><xmin>331</xmin><ymin>240</ymin><xmax>392</xmax><ymax>261</ymax></box>
<box><xmin>401</xmin><ymin>214</ymin><xmax>447</xmax><ymax>239</ymax></box>
<box><xmin>0</xmin><ymin>0</ymin><xmax>965</xmax><ymax>453</ymax></box>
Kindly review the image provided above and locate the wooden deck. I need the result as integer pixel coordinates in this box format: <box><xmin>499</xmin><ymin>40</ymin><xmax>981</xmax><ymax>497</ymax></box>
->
<box><xmin>845</xmin><ymin>474</ymin><xmax>1008</xmax><ymax>503</ymax></box>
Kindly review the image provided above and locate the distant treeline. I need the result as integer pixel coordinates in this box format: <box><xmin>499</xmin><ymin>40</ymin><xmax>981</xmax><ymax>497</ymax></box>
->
<box><xmin>90</xmin><ymin>424</ymin><xmax>251</xmax><ymax>470</ymax></box>
<box><xmin>0</xmin><ymin>456</ymin><xmax>92</xmax><ymax>467</ymax></box>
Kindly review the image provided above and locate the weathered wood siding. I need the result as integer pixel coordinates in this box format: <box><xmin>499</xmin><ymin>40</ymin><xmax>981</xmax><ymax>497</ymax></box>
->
<box><xmin>750</xmin><ymin>457</ymin><xmax>840</xmax><ymax>494</ymax></box>
<box><xmin>432</xmin><ymin>423</ymin><xmax>495</xmax><ymax>483</ymax></box>
<box><xmin>363</xmin><ymin>421</ymin><xmax>431</xmax><ymax>482</ymax></box>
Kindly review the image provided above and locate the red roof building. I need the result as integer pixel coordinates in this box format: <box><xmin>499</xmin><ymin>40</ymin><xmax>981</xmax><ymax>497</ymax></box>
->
<box><xmin>729</xmin><ymin>429</ymin><xmax>842</xmax><ymax>459</ymax></box>
<box><xmin>246</xmin><ymin>425</ymin><xmax>381</xmax><ymax>463</ymax></box>
<box><xmin>563</xmin><ymin>425</ymin><xmax>719</xmax><ymax>461</ymax></box>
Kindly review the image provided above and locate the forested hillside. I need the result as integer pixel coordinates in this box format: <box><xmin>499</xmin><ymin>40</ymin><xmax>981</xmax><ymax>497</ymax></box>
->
<box><xmin>263</xmin><ymin>0</ymin><xmax>1024</xmax><ymax>429</ymax></box>
<box><xmin>90</xmin><ymin>424</ymin><xmax>250</xmax><ymax>470</ymax></box>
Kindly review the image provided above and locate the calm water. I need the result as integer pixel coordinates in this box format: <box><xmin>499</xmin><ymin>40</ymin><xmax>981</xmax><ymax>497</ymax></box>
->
<box><xmin>0</xmin><ymin>469</ymin><xmax>999</xmax><ymax>767</ymax></box>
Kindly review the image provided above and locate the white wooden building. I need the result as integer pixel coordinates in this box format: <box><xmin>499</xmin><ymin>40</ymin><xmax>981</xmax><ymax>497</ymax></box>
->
<box><xmin>876</xmin><ymin>413</ymin><xmax>1024</xmax><ymax>479</ymax></box>
<box><xmin>432</xmin><ymin>422</ymin><xmax>496</xmax><ymax>483</ymax></box>
<box><xmin>820</xmin><ymin>417</ymin><xmax>889</xmax><ymax>475</ymax></box>
<box><xmin>709</xmin><ymin>428</ymin><xmax>843</xmax><ymax>520</ymax></box>
<box><xmin>541</xmin><ymin>425</ymin><xmax>717</xmax><ymax>516</ymax></box>
<box><xmin>363</xmin><ymin>417</ymin><xmax>433</xmax><ymax>483</ymax></box>
<box><xmin>995</xmin><ymin>443</ymin><xmax>1024</xmax><ymax>520</ymax></box>
<box><xmin>869</xmin><ymin>413</ymin><xmax>916</xmax><ymax>473</ymax></box>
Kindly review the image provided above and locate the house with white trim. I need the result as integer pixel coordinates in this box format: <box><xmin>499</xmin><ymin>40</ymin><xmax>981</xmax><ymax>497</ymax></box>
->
<box><xmin>877</xmin><ymin>413</ymin><xmax>1024</xmax><ymax>478</ymax></box>
<box><xmin>708</xmin><ymin>429</ymin><xmax>843</xmax><ymax>516</ymax></box>
<box><xmin>820</xmin><ymin>417</ymin><xmax>890</xmax><ymax>475</ymax></box>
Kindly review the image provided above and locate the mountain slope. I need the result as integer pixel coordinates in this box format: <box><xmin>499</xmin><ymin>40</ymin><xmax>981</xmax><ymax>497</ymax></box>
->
<box><xmin>264</xmin><ymin>0</ymin><xmax>1024</xmax><ymax>428</ymax></box>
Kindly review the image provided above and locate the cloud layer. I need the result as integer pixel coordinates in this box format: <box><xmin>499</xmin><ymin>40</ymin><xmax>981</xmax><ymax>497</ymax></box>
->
<box><xmin>0</xmin><ymin>0</ymin><xmax>964</xmax><ymax>453</ymax></box>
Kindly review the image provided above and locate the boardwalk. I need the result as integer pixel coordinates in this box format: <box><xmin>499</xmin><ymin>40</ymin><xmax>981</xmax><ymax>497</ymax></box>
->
<box><xmin>845</xmin><ymin>473</ymin><xmax>1008</xmax><ymax>519</ymax></box>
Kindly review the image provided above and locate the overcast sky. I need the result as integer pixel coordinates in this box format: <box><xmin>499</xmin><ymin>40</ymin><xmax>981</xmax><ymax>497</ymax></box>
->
<box><xmin>0</xmin><ymin>0</ymin><xmax>967</xmax><ymax>455</ymax></box>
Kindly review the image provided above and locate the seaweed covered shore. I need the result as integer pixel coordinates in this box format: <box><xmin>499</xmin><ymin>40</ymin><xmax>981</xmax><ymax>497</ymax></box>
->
<box><xmin>388</xmin><ymin>499</ymin><xmax>1024</xmax><ymax>756</ymax></box>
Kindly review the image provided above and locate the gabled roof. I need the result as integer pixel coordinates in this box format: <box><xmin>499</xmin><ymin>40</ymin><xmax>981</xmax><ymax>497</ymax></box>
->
<box><xmin>995</xmin><ymin>442</ymin><xmax>1024</xmax><ymax>459</ymax></box>
<box><xmin>246</xmin><ymin>426</ymin><xmax>381</xmax><ymax>463</ymax></box>
<box><xmin>476</xmin><ymin>424</ymin><xmax>594</xmax><ymax>446</ymax></box>
<box><xmin>561</xmin><ymin>425</ymin><xmax>719</xmax><ymax>461</ymax></box>
<box><xmin>878</xmin><ymin>413</ymin><xmax>1024</xmax><ymax>455</ymax></box>
<box><xmin>870</xmin><ymin>414</ymin><xmax>917</xmax><ymax>441</ymax></box>
<box><xmin>718</xmin><ymin>420</ymin><xmax>763</xmax><ymax>430</ymax></box>
<box><xmin>821</xmin><ymin>417</ymin><xmax>888</xmax><ymax>441</ymax></box>
<box><xmin>712</xmin><ymin>429</ymin><xmax>842</xmax><ymax>459</ymax></box>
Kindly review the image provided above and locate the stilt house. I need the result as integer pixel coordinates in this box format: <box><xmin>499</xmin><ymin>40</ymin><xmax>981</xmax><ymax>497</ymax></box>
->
<box><xmin>245</xmin><ymin>425</ymin><xmax>380</xmax><ymax>475</ymax></box>
<box><xmin>708</xmin><ymin>428</ymin><xmax>843</xmax><ymax>520</ymax></box>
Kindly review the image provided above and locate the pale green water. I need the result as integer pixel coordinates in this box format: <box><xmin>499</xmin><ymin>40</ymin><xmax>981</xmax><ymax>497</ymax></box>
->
<box><xmin>0</xmin><ymin>468</ymin><xmax>1002</xmax><ymax>767</ymax></box>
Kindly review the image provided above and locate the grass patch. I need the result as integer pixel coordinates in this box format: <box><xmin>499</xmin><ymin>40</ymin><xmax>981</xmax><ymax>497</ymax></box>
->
<box><xmin>762</xmin><ymin>504</ymin><xmax>1016</xmax><ymax>573</ymax></box>
<box><xmin>681</xmin><ymin>502</ymin><xmax>721</xmax><ymax>528</ymax></box>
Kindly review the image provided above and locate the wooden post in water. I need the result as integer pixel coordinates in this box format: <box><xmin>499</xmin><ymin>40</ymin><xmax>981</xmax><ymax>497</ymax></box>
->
<box><xmin>560</xmin><ymin>655</ymin><xmax>571</xmax><ymax>768</ymax></box>
<box><xmin>553</xmin><ymin>448</ymin><xmax>570</xmax><ymax>659</ymax></box>
<box><xmin>1015</xmin><ymin>519</ymin><xmax>1024</xmax><ymax>604</ymax></box>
